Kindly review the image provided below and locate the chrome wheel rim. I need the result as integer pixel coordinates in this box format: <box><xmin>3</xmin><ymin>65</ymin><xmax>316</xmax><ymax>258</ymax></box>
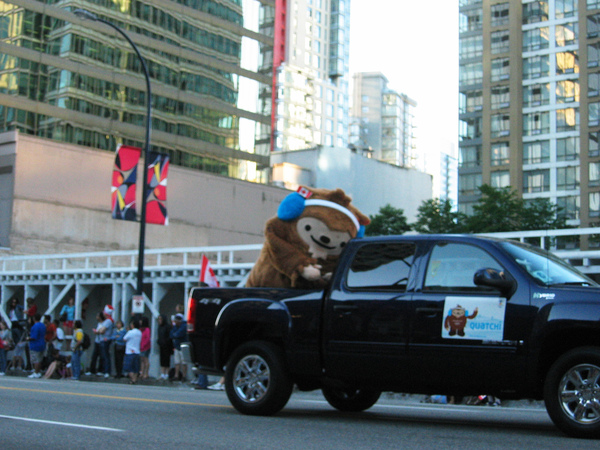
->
<box><xmin>233</xmin><ymin>354</ymin><xmax>270</xmax><ymax>403</ymax></box>
<box><xmin>558</xmin><ymin>363</ymin><xmax>600</xmax><ymax>425</ymax></box>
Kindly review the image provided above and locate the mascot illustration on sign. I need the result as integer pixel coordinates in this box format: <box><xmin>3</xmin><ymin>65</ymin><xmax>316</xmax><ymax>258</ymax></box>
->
<box><xmin>444</xmin><ymin>304</ymin><xmax>478</xmax><ymax>337</ymax></box>
<box><xmin>246</xmin><ymin>186</ymin><xmax>370</xmax><ymax>289</ymax></box>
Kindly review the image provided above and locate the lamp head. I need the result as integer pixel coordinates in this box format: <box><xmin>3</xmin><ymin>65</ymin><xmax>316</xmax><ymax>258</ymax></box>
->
<box><xmin>73</xmin><ymin>9</ymin><xmax>98</xmax><ymax>21</ymax></box>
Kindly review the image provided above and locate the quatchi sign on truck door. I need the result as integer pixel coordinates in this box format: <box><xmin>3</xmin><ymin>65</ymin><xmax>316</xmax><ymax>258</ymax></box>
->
<box><xmin>441</xmin><ymin>296</ymin><xmax>506</xmax><ymax>341</ymax></box>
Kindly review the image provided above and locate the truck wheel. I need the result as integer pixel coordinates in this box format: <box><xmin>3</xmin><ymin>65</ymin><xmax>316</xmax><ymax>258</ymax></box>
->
<box><xmin>322</xmin><ymin>386</ymin><xmax>381</xmax><ymax>412</ymax></box>
<box><xmin>225</xmin><ymin>341</ymin><xmax>293</xmax><ymax>416</ymax></box>
<box><xmin>544</xmin><ymin>347</ymin><xmax>600</xmax><ymax>438</ymax></box>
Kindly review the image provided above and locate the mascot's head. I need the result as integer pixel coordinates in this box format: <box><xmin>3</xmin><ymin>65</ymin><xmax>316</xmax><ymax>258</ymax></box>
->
<box><xmin>451</xmin><ymin>305</ymin><xmax>466</xmax><ymax>318</ymax></box>
<box><xmin>277</xmin><ymin>186</ymin><xmax>370</xmax><ymax>259</ymax></box>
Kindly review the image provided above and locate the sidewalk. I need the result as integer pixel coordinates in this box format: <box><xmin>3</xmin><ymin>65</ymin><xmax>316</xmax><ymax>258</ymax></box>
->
<box><xmin>2</xmin><ymin>368</ymin><xmax>545</xmax><ymax>408</ymax></box>
<box><xmin>3</xmin><ymin>367</ymin><xmax>222</xmax><ymax>388</ymax></box>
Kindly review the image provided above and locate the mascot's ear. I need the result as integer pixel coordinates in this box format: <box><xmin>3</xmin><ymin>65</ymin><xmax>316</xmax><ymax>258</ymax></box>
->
<box><xmin>357</xmin><ymin>225</ymin><xmax>366</xmax><ymax>238</ymax></box>
<box><xmin>277</xmin><ymin>192</ymin><xmax>306</xmax><ymax>221</ymax></box>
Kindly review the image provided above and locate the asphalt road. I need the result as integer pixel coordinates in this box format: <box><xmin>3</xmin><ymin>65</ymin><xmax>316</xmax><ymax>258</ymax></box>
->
<box><xmin>0</xmin><ymin>376</ymin><xmax>596</xmax><ymax>449</ymax></box>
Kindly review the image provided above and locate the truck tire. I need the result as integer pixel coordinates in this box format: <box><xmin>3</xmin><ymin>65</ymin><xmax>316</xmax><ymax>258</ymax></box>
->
<box><xmin>544</xmin><ymin>347</ymin><xmax>600</xmax><ymax>438</ymax></box>
<box><xmin>322</xmin><ymin>386</ymin><xmax>381</xmax><ymax>412</ymax></box>
<box><xmin>225</xmin><ymin>341</ymin><xmax>293</xmax><ymax>416</ymax></box>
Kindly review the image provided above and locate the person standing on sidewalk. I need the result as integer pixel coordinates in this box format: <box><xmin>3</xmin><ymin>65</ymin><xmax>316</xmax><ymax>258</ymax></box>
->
<box><xmin>113</xmin><ymin>320</ymin><xmax>126</xmax><ymax>378</ymax></box>
<box><xmin>156</xmin><ymin>314</ymin><xmax>172</xmax><ymax>381</ymax></box>
<box><xmin>169</xmin><ymin>313</ymin><xmax>188</xmax><ymax>381</ymax></box>
<box><xmin>97</xmin><ymin>305</ymin><xmax>114</xmax><ymax>378</ymax></box>
<box><xmin>123</xmin><ymin>319</ymin><xmax>142</xmax><ymax>384</ymax></box>
<box><xmin>27</xmin><ymin>313</ymin><xmax>45</xmax><ymax>378</ymax></box>
<box><xmin>70</xmin><ymin>320</ymin><xmax>84</xmax><ymax>380</ymax></box>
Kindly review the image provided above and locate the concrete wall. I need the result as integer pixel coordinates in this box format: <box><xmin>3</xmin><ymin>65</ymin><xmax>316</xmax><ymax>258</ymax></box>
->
<box><xmin>271</xmin><ymin>146</ymin><xmax>433</xmax><ymax>222</ymax></box>
<box><xmin>1</xmin><ymin>131</ymin><xmax>289</xmax><ymax>255</ymax></box>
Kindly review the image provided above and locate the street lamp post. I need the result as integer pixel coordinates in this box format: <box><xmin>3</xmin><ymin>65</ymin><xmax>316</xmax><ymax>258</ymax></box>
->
<box><xmin>74</xmin><ymin>9</ymin><xmax>152</xmax><ymax>298</ymax></box>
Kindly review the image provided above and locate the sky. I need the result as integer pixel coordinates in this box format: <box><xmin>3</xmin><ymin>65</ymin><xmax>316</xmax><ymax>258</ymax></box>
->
<box><xmin>349</xmin><ymin>0</ymin><xmax>459</xmax><ymax>172</ymax></box>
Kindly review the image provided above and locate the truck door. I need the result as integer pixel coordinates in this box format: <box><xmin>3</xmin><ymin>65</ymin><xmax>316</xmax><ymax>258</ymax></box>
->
<box><xmin>322</xmin><ymin>241</ymin><xmax>416</xmax><ymax>387</ymax></box>
<box><xmin>410</xmin><ymin>241</ymin><xmax>525</xmax><ymax>394</ymax></box>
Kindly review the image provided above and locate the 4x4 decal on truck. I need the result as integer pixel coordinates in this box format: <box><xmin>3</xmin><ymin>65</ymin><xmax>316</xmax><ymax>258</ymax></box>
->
<box><xmin>442</xmin><ymin>296</ymin><xmax>506</xmax><ymax>341</ymax></box>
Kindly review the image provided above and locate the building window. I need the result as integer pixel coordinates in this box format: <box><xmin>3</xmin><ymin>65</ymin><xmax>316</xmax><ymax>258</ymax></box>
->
<box><xmin>590</xmin><ymin>192</ymin><xmax>600</xmax><ymax>217</ymax></box>
<box><xmin>557</xmin><ymin>196</ymin><xmax>580</xmax><ymax>220</ymax></box>
<box><xmin>557</xmin><ymin>166</ymin><xmax>580</xmax><ymax>190</ymax></box>
<box><xmin>590</xmin><ymin>74</ymin><xmax>600</xmax><ymax>97</ymax></box>
<box><xmin>491</xmin><ymin>3</ymin><xmax>509</xmax><ymax>27</ymax></box>
<box><xmin>590</xmin><ymin>162</ymin><xmax>600</xmax><ymax>187</ymax></box>
<box><xmin>589</xmin><ymin>43</ymin><xmax>600</xmax><ymax>68</ymax></box>
<box><xmin>556</xmin><ymin>80</ymin><xmax>580</xmax><ymax>103</ymax></box>
<box><xmin>523</xmin><ymin>83</ymin><xmax>550</xmax><ymax>106</ymax></box>
<box><xmin>524</xmin><ymin>169</ymin><xmax>550</xmax><ymax>193</ymax></box>
<box><xmin>491</xmin><ymin>114</ymin><xmax>510</xmax><ymax>137</ymax></box>
<box><xmin>590</xmin><ymin>132</ymin><xmax>600</xmax><ymax>157</ymax></box>
<box><xmin>460</xmin><ymin>35</ymin><xmax>483</xmax><ymax>59</ymax></box>
<box><xmin>523</xmin><ymin>111</ymin><xmax>550</xmax><ymax>135</ymax></box>
<box><xmin>556</xmin><ymin>0</ymin><xmax>577</xmax><ymax>18</ymax></box>
<box><xmin>491</xmin><ymin>30</ymin><xmax>510</xmax><ymax>54</ymax></box>
<box><xmin>459</xmin><ymin>90</ymin><xmax>483</xmax><ymax>113</ymax></box>
<box><xmin>460</xmin><ymin>62</ymin><xmax>483</xmax><ymax>86</ymax></box>
<box><xmin>491</xmin><ymin>58</ymin><xmax>510</xmax><ymax>82</ymax></box>
<box><xmin>590</xmin><ymin>102</ymin><xmax>600</xmax><ymax>126</ymax></box>
<box><xmin>459</xmin><ymin>145</ymin><xmax>481</xmax><ymax>168</ymax></box>
<box><xmin>589</xmin><ymin>14</ymin><xmax>600</xmax><ymax>39</ymax></box>
<box><xmin>491</xmin><ymin>86</ymin><xmax>510</xmax><ymax>109</ymax></box>
<box><xmin>556</xmin><ymin>51</ymin><xmax>579</xmax><ymax>74</ymax></box>
<box><xmin>491</xmin><ymin>170</ymin><xmax>510</xmax><ymax>188</ymax></box>
<box><xmin>523</xmin><ymin>1</ymin><xmax>548</xmax><ymax>24</ymax></box>
<box><xmin>556</xmin><ymin>108</ymin><xmax>579</xmax><ymax>132</ymax></box>
<box><xmin>591</xmin><ymin>1</ymin><xmax>600</xmax><ymax>12</ymax></box>
<box><xmin>491</xmin><ymin>142</ymin><xmax>510</xmax><ymax>166</ymax></box>
<box><xmin>523</xmin><ymin>55</ymin><xmax>550</xmax><ymax>79</ymax></box>
<box><xmin>555</xmin><ymin>23</ymin><xmax>578</xmax><ymax>46</ymax></box>
<box><xmin>459</xmin><ymin>7</ymin><xmax>482</xmax><ymax>32</ymax></box>
<box><xmin>557</xmin><ymin>137</ymin><xmax>580</xmax><ymax>161</ymax></box>
<box><xmin>523</xmin><ymin>27</ymin><xmax>549</xmax><ymax>51</ymax></box>
<box><xmin>459</xmin><ymin>117</ymin><xmax>482</xmax><ymax>140</ymax></box>
<box><xmin>459</xmin><ymin>173</ymin><xmax>482</xmax><ymax>196</ymax></box>
<box><xmin>524</xmin><ymin>140</ymin><xmax>550</xmax><ymax>164</ymax></box>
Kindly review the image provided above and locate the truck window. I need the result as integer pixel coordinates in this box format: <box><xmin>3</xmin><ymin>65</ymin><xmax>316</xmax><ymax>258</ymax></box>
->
<box><xmin>424</xmin><ymin>243</ymin><xmax>503</xmax><ymax>292</ymax></box>
<box><xmin>346</xmin><ymin>242</ymin><xmax>416</xmax><ymax>290</ymax></box>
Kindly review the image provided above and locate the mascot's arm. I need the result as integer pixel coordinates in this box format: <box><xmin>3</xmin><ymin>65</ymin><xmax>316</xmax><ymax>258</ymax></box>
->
<box><xmin>264</xmin><ymin>223</ymin><xmax>318</xmax><ymax>284</ymax></box>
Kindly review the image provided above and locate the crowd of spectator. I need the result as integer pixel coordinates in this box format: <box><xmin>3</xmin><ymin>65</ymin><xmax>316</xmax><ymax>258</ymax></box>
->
<box><xmin>0</xmin><ymin>298</ymin><xmax>220</xmax><ymax>387</ymax></box>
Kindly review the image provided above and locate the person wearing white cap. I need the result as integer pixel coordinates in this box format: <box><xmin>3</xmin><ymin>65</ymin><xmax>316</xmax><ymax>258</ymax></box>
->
<box><xmin>169</xmin><ymin>313</ymin><xmax>188</xmax><ymax>381</ymax></box>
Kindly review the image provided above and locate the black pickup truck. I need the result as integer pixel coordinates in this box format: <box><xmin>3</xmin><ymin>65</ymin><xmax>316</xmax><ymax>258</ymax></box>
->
<box><xmin>183</xmin><ymin>234</ymin><xmax>600</xmax><ymax>438</ymax></box>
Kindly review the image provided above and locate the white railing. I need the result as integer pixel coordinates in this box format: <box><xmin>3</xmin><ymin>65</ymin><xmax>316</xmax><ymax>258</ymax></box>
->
<box><xmin>0</xmin><ymin>244</ymin><xmax>263</xmax><ymax>278</ymax></box>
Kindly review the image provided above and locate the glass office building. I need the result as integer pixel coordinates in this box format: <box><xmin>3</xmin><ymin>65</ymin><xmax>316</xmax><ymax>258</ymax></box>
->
<box><xmin>0</xmin><ymin>0</ymin><xmax>271</xmax><ymax>182</ymax></box>
<box><xmin>458</xmin><ymin>0</ymin><xmax>600</xmax><ymax>236</ymax></box>
<box><xmin>256</xmin><ymin>0</ymin><xmax>351</xmax><ymax>154</ymax></box>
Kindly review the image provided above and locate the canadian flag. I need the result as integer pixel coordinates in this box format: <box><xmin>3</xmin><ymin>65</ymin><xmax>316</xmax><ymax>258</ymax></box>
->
<box><xmin>200</xmin><ymin>254</ymin><xmax>220</xmax><ymax>287</ymax></box>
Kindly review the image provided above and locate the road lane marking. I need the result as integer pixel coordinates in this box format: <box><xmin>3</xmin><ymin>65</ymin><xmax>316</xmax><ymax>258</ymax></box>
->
<box><xmin>298</xmin><ymin>399</ymin><xmax>547</xmax><ymax>414</ymax></box>
<box><xmin>0</xmin><ymin>414</ymin><xmax>124</xmax><ymax>432</ymax></box>
<box><xmin>0</xmin><ymin>386</ymin><xmax>231</xmax><ymax>408</ymax></box>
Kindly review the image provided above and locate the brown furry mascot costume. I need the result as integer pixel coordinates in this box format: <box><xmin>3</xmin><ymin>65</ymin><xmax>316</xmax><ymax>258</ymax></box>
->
<box><xmin>246</xmin><ymin>186</ymin><xmax>370</xmax><ymax>289</ymax></box>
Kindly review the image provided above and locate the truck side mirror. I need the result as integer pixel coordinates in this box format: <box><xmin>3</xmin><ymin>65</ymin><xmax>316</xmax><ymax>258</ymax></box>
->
<box><xmin>474</xmin><ymin>268</ymin><xmax>516</xmax><ymax>298</ymax></box>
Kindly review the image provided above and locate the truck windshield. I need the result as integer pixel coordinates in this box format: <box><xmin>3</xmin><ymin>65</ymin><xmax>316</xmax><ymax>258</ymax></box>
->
<box><xmin>500</xmin><ymin>241</ymin><xmax>598</xmax><ymax>287</ymax></box>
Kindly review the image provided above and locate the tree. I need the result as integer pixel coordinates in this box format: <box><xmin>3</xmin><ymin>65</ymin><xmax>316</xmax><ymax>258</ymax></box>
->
<box><xmin>365</xmin><ymin>204</ymin><xmax>411</xmax><ymax>236</ymax></box>
<box><xmin>520</xmin><ymin>197</ymin><xmax>567</xmax><ymax>231</ymax></box>
<box><xmin>412</xmin><ymin>198</ymin><xmax>466</xmax><ymax>234</ymax></box>
<box><xmin>465</xmin><ymin>185</ymin><xmax>568</xmax><ymax>233</ymax></box>
<box><xmin>465</xmin><ymin>185</ymin><xmax>523</xmax><ymax>232</ymax></box>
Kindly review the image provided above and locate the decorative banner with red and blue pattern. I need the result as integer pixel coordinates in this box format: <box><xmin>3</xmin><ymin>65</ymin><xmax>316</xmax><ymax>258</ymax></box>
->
<box><xmin>111</xmin><ymin>145</ymin><xmax>141</xmax><ymax>221</ymax></box>
<box><xmin>146</xmin><ymin>152</ymin><xmax>170</xmax><ymax>225</ymax></box>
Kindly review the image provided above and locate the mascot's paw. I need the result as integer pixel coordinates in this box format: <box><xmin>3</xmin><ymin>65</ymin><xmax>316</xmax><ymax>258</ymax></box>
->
<box><xmin>322</xmin><ymin>272</ymin><xmax>332</xmax><ymax>281</ymax></box>
<box><xmin>301</xmin><ymin>264</ymin><xmax>322</xmax><ymax>281</ymax></box>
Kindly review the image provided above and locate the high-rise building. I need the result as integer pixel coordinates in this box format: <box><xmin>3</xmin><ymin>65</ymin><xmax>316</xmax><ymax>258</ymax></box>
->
<box><xmin>350</xmin><ymin>72</ymin><xmax>417</xmax><ymax>168</ymax></box>
<box><xmin>257</xmin><ymin>0</ymin><xmax>351</xmax><ymax>153</ymax></box>
<box><xmin>0</xmin><ymin>0</ymin><xmax>270</xmax><ymax>182</ymax></box>
<box><xmin>458</xmin><ymin>0</ymin><xmax>600</xmax><ymax>231</ymax></box>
